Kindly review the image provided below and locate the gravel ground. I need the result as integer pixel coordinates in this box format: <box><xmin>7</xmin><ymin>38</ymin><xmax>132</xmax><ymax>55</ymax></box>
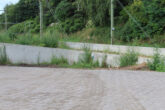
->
<box><xmin>0</xmin><ymin>66</ymin><xmax>165</xmax><ymax>110</ymax></box>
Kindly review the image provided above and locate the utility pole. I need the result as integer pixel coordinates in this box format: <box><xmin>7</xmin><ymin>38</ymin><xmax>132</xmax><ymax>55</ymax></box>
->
<box><xmin>111</xmin><ymin>0</ymin><xmax>114</xmax><ymax>45</ymax></box>
<box><xmin>39</xmin><ymin>0</ymin><xmax>43</xmax><ymax>38</ymax></box>
<box><xmin>5</xmin><ymin>9</ymin><xmax>7</xmax><ymax>31</ymax></box>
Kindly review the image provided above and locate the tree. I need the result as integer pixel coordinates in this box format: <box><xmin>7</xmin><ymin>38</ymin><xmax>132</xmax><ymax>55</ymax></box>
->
<box><xmin>16</xmin><ymin>0</ymin><xmax>39</xmax><ymax>22</ymax></box>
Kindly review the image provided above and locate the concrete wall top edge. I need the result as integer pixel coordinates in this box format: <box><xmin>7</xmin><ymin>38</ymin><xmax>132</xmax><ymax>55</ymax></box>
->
<box><xmin>66</xmin><ymin>41</ymin><xmax>165</xmax><ymax>50</ymax></box>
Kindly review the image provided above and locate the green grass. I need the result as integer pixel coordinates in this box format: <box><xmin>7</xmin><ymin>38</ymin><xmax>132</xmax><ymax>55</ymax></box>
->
<box><xmin>0</xmin><ymin>30</ymin><xmax>59</xmax><ymax>48</ymax></box>
<box><xmin>1</xmin><ymin>27</ymin><xmax>165</xmax><ymax>49</ymax></box>
<box><xmin>0</xmin><ymin>32</ymin><xmax>12</xmax><ymax>43</ymax></box>
<box><xmin>119</xmin><ymin>50</ymin><xmax>139</xmax><ymax>67</ymax></box>
<box><xmin>48</xmin><ymin>47</ymin><xmax>100</xmax><ymax>68</ymax></box>
<box><xmin>156</xmin><ymin>61</ymin><xmax>165</xmax><ymax>72</ymax></box>
<box><xmin>51</xmin><ymin>56</ymin><xmax>69</xmax><ymax>66</ymax></box>
<box><xmin>58</xmin><ymin>42</ymin><xmax>70</xmax><ymax>49</ymax></box>
<box><xmin>40</xmin><ymin>31</ymin><xmax>59</xmax><ymax>48</ymax></box>
<box><xmin>73</xmin><ymin>47</ymin><xmax>100</xmax><ymax>68</ymax></box>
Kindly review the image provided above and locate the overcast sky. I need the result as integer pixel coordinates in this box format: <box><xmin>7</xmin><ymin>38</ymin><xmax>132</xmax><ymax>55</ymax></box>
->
<box><xmin>0</xmin><ymin>0</ymin><xmax>19</xmax><ymax>13</ymax></box>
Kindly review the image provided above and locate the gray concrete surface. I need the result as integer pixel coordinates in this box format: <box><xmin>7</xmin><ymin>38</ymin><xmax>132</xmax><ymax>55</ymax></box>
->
<box><xmin>0</xmin><ymin>43</ymin><xmax>150</xmax><ymax>67</ymax></box>
<box><xmin>65</xmin><ymin>42</ymin><xmax>165</xmax><ymax>57</ymax></box>
<box><xmin>0</xmin><ymin>66</ymin><xmax>165</xmax><ymax>110</ymax></box>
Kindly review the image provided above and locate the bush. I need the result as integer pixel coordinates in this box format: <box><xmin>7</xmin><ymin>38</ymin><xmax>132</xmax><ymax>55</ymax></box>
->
<box><xmin>119</xmin><ymin>50</ymin><xmax>138</xmax><ymax>67</ymax></box>
<box><xmin>8</xmin><ymin>20</ymin><xmax>39</xmax><ymax>34</ymax></box>
<box><xmin>59</xmin><ymin>15</ymin><xmax>85</xmax><ymax>34</ymax></box>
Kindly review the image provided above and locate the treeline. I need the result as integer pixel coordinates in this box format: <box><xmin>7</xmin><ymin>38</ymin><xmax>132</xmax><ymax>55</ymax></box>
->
<box><xmin>0</xmin><ymin>0</ymin><xmax>165</xmax><ymax>42</ymax></box>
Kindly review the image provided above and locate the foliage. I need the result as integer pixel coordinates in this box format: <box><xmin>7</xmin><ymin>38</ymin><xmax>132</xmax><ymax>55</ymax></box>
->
<box><xmin>15</xmin><ymin>34</ymin><xmax>40</xmax><ymax>45</ymax></box>
<box><xmin>156</xmin><ymin>60</ymin><xmax>165</xmax><ymax>72</ymax></box>
<box><xmin>0</xmin><ymin>32</ymin><xmax>11</xmax><ymax>43</ymax></box>
<box><xmin>51</xmin><ymin>56</ymin><xmax>69</xmax><ymax>66</ymax></box>
<box><xmin>119</xmin><ymin>0</ymin><xmax>165</xmax><ymax>41</ymax></box>
<box><xmin>79</xmin><ymin>0</ymin><xmax>110</xmax><ymax>26</ymax></box>
<box><xmin>41</xmin><ymin>31</ymin><xmax>59</xmax><ymax>48</ymax></box>
<box><xmin>8</xmin><ymin>20</ymin><xmax>39</xmax><ymax>34</ymax></box>
<box><xmin>15</xmin><ymin>0</ymin><xmax>39</xmax><ymax>22</ymax></box>
<box><xmin>0</xmin><ymin>0</ymin><xmax>165</xmax><ymax>47</ymax></box>
<box><xmin>147</xmin><ymin>49</ymin><xmax>165</xmax><ymax>72</ymax></box>
<box><xmin>58</xmin><ymin>42</ymin><xmax>70</xmax><ymax>49</ymax></box>
<box><xmin>56</xmin><ymin>0</ymin><xmax>85</xmax><ymax>34</ymax></box>
<box><xmin>55</xmin><ymin>0</ymin><xmax>76</xmax><ymax>21</ymax></box>
<box><xmin>0</xmin><ymin>46</ymin><xmax>9</xmax><ymax>65</ymax></box>
<box><xmin>90</xmin><ymin>27</ymin><xmax>110</xmax><ymax>44</ymax></box>
<box><xmin>59</xmin><ymin>16</ymin><xmax>85</xmax><ymax>34</ymax></box>
<box><xmin>119</xmin><ymin>50</ymin><xmax>138</xmax><ymax>67</ymax></box>
<box><xmin>76</xmin><ymin>47</ymin><xmax>100</xmax><ymax>68</ymax></box>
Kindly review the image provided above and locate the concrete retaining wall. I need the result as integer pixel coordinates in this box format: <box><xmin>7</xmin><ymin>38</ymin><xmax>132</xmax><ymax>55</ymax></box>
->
<box><xmin>65</xmin><ymin>42</ymin><xmax>165</xmax><ymax>57</ymax></box>
<box><xmin>0</xmin><ymin>43</ymin><xmax>150</xmax><ymax>67</ymax></box>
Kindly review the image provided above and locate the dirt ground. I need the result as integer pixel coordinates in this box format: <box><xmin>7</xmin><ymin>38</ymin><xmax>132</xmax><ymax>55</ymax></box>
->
<box><xmin>0</xmin><ymin>66</ymin><xmax>165</xmax><ymax>110</ymax></box>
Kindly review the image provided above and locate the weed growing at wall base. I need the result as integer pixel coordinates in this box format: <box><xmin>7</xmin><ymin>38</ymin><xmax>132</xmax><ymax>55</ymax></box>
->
<box><xmin>119</xmin><ymin>50</ymin><xmax>138</xmax><ymax>67</ymax></box>
<box><xmin>147</xmin><ymin>49</ymin><xmax>165</xmax><ymax>72</ymax></box>
<box><xmin>51</xmin><ymin>56</ymin><xmax>69</xmax><ymax>66</ymax></box>
<box><xmin>0</xmin><ymin>46</ymin><xmax>10</xmax><ymax>65</ymax></box>
<box><xmin>74</xmin><ymin>47</ymin><xmax>100</xmax><ymax>68</ymax></box>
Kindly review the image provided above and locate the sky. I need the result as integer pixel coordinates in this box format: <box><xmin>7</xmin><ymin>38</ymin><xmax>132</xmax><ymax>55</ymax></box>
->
<box><xmin>0</xmin><ymin>0</ymin><xmax>19</xmax><ymax>14</ymax></box>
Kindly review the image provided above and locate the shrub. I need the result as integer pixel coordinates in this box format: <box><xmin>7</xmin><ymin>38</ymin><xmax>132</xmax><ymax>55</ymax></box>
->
<box><xmin>147</xmin><ymin>49</ymin><xmax>165</xmax><ymax>71</ymax></box>
<box><xmin>119</xmin><ymin>50</ymin><xmax>138</xmax><ymax>67</ymax></box>
<box><xmin>156</xmin><ymin>61</ymin><xmax>165</xmax><ymax>72</ymax></box>
<box><xmin>75</xmin><ymin>47</ymin><xmax>100</xmax><ymax>68</ymax></box>
<box><xmin>59</xmin><ymin>16</ymin><xmax>85</xmax><ymax>34</ymax></box>
<box><xmin>41</xmin><ymin>31</ymin><xmax>58</xmax><ymax>48</ymax></box>
<box><xmin>8</xmin><ymin>20</ymin><xmax>39</xmax><ymax>35</ymax></box>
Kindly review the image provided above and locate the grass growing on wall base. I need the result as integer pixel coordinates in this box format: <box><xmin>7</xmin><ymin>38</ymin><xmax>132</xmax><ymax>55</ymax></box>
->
<box><xmin>74</xmin><ymin>47</ymin><xmax>100</xmax><ymax>68</ymax></box>
<box><xmin>147</xmin><ymin>49</ymin><xmax>165</xmax><ymax>72</ymax></box>
<box><xmin>51</xmin><ymin>56</ymin><xmax>69</xmax><ymax>66</ymax></box>
<box><xmin>0</xmin><ymin>46</ymin><xmax>10</xmax><ymax>65</ymax></box>
<box><xmin>119</xmin><ymin>50</ymin><xmax>139</xmax><ymax>67</ymax></box>
<box><xmin>49</xmin><ymin>48</ymin><xmax>100</xmax><ymax>68</ymax></box>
